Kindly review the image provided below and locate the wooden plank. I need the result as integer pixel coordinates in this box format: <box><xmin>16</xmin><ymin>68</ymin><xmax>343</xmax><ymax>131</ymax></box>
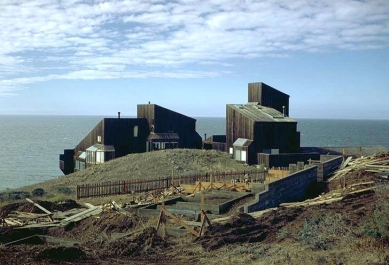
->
<box><xmin>84</xmin><ymin>203</ymin><xmax>96</xmax><ymax>209</ymax></box>
<box><xmin>280</xmin><ymin>197</ymin><xmax>343</xmax><ymax>208</ymax></box>
<box><xmin>8</xmin><ymin>212</ymin><xmax>51</xmax><ymax>219</ymax></box>
<box><xmin>160</xmin><ymin>207</ymin><xmax>199</xmax><ymax>237</ymax></box>
<box><xmin>340</xmin><ymin>156</ymin><xmax>353</xmax><ymax>169</ymax></box>
<box><xmin>60</xmin><ymin>206</ymin><xmax>102</xmax><ymax>225</ymax></box>
<box><xmin>4</xmin><ymin>218</ymin><xmax>24</xmax><ymax>226</ymax></box>
<box><xmin>14</xmin><ymin>222</ymin><xmax>62</xmax><ymax>229</ymax></box>
<box><xmin>25</xmin><ymin>198</ymin><xmax>52</xmax><ymax>215</ymax></box>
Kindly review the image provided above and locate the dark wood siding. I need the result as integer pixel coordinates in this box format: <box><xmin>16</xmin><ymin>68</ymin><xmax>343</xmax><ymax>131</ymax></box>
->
<box><xmin>226</xmin><ymin>105</ymin><xmax>255</xmax><ymax>149</ymax></box>
<box><xmin>74</xmin><ymin>119</ymin><xmax>105</xmax><ymax>153</ymax></box>
<box><xmin>138</xmin><ymin>104</ymin><xmax>201</xmax><ymax>148</ymax></box>
<box><xmin>74</xmin><ymin>118</ymin><xmax>150</xmax><ymax>158</ymax></box>
<box><xmin>253</xmin><ymin>122</ymin><xmax>299</xmax><ymax>153</ymax></box>
<box><xmin>248</xmin><ymin>82</ymin><xmax>290</xmax><ymax>116</ymax></box>
<box><xmin>258</xmin><ymin>153</ymin><xmax>320</xmax><ymax>168</ymax></box>
<box><xmin>103</xmin><ymin>118</ymin><xmax>149</xmax><ymax>157</ymax></box>
<box><xmin>227</xmin><ymin>104</ymin><xmax>300</xmax><ymax>164</ymax></box>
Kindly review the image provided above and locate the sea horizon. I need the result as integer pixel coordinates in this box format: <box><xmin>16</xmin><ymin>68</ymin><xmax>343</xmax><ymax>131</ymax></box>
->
<box><xmin>1</xmin><ymin>113</ymin><xmax>389</xmax><ymax>120</ymax></box>
<box><xmin>0</xmin><ymin>115</ymin><xmax>388</xmax><ymax>191</ymax></box>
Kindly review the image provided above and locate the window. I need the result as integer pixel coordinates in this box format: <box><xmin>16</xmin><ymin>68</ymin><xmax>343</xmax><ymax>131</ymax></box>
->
<box><xmin>133</xmin><ymin>126</ymin><xmax>138</xmax><ymax>137</ymax></box>
<box><xmin>241</xmin><ymin>150</ymin><xmax>247</xmax><ymax>162</ymax></box>
<box><xmin>97</xmin><ymin>136</ymin><xmax>101</xmax><ymax>143</ymax></box>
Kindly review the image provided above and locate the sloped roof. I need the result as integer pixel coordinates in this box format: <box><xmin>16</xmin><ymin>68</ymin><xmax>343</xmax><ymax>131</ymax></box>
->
<box><xmin>148</xmin><ymin>133</ymin><xmax>179</xmax><ymax>140</ymax></box>
<box><xmin>86</xmin><ymin>144</ymin><xmax>115</xmax><ymax>152</ymax></box>
<box><xmin>233</xmin><ymin>138</ymin><xmax>253</xmax><ymax>147</ymax></box>
<box><xmin>227</xmin><ymin>103</ymin><xmax>296</xmax><ymax>122</ymax></box>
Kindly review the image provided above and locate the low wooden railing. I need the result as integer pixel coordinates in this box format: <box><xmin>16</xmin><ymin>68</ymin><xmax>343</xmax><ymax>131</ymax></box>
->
<box><xmin>76</xmin><ymin>170</ymin><xmax>267</xmax><ymax>199</ymax></box>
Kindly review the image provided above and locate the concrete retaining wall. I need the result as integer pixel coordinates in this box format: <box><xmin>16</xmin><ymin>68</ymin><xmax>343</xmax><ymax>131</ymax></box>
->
<box><xmin>137</xmin><ymin>192</ymin><xmax>252</xmax><ymax>217</ymax></box>
<box><xmin>218</xmin><ymin>193</ymin><xmax>253</xmax><ymax>214</ymax></box>
<box><xmin>239</xmin><ymin>166</ymin><xmax>318</xmax><ymax>213</ymax></box>
<box><xmin>311</xmin><ymin>155</ymin><xmax>342</xmax><ymax>182</ymax></box>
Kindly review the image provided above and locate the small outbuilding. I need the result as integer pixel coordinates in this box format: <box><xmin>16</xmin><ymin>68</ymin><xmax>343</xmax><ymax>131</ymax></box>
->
<box><xmin>232</xmin><ymin>138</ymin><xmax>254</xmax><ymax>164</ymax></box>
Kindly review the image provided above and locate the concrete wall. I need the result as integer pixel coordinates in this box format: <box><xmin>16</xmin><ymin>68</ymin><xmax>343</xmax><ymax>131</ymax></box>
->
<box><xmin>310</xmin><ymin>155</ymin><xmax>342</xmax><ymax>182</ymax></box>
<box><xmin>258</xmin><ymin>152</ymin><xmax>320</xmax><ymax>168</ymax></box>
<box><xmin>239</xmin><ymin>166</ymin><xmax>318</xmax><ymax>213</ymax></box>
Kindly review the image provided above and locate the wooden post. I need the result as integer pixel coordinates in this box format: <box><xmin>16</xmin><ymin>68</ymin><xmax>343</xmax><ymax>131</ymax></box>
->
<box><xmin>199</xmin><ymin>193</ymin><xmax>212</xmax><ymax>237</ymax></box>
<box><xmin>156</xmin><ymin>200</ymin><xmax>166</xmax><ymax>238</ymax></box>
<box><xmin>201</xmin><ymin>193</ymin><xmax>204</xmax><ymax>212</ymax></box>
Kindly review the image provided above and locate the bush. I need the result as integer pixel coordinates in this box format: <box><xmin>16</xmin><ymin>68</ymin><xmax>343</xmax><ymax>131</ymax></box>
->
<box><xmin>54</xmin><ymin>186</ymin><xmax>72</xmax><ymax>195</ymax></box>
<box><xmin>299</xmin><ymin>213</ymin><xmax>349</xmax><ymax>250</ymax></box>
<box><xmin>364</xmin><ymin>202</ymin><xmax>389</xmax><ymax>240</ymax></box>
<box><xmin>276</xmin><ymin>228</ymin><xmax>290</xmax><ymax>240</ymax></box>
<box><xmin>32</xmin><ymin>188</ymin><xmax>45</xmax><ymax>197</ymax></box>
<box><xmin>7</xmin><ymin>191</ymin><xmax>30</xmax><ymax>200</ymax></box>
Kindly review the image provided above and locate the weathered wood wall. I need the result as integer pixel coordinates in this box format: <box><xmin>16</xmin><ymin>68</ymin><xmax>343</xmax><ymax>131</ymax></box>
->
<box><xmin>74</xmin><ymin>118</ymin><xmax>150</xmax><ymax>157</ymax></box>
<box><xmin>253</xmin><ymin>122</ymin><xmax>300</xmax><ymax>153</ymax></box>
<box><xmin>248</xmin><ymin>82</ymin><xmax>290</xmax><ymax>116</ymax></box>
<box><xmin>226</xmin><ymin>105</ymin><xmax>255</xmax><ymax>149</ymax></box>
<box><xmin>138</xmin><ymin>104</ymin><xmax>202</xmax><ymax>148</ymax></box>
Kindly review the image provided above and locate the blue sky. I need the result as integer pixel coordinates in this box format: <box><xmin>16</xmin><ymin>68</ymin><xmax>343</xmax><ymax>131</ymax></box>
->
<box><xmin>0</xmin><ymin>0</ymin><xmax>388</xmax><ymax>119</ymax></box>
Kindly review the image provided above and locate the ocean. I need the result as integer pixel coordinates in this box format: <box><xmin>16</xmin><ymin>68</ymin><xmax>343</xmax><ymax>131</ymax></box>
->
<box><xmin>0</xmin><ymin>115</ymin><xmax>388</xmax><ymax>191</ymax></box>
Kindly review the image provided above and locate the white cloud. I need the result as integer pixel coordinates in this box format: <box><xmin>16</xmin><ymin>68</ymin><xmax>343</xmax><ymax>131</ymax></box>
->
<box><xmin>0</xmin><ymin>0</ymin><xmax>388</xmax><ymax>93</ymax></box>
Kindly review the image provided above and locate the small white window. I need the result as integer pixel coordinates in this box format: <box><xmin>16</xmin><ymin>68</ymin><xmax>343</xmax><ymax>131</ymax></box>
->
<box><xmin>229</xmin><ymin>147</ymin><xmax>233</xmax><ymax>154</ymax></box>
<box><xmin>134</xmin><ymin>126</ymin><xmax>138</xmax><ymax>137</ymax></box>
<box><xmin>97</xmin><ymin>136</ymin><xmax>101</xmax><ymax>143</ymax></box>
<box><xmin>241</xmin><ymin>150</ymin><xmax>247</xmax><ymax>162</ymax></box>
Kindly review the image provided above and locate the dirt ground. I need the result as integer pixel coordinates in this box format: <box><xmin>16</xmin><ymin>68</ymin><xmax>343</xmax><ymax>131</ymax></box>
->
<box><xmin>0</xmin><ymin>150</ymin><xmax>389</xmax><ymax>264</ymax></box>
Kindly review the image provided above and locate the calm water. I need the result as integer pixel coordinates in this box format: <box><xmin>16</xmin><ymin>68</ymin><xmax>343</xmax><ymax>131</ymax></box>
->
<box><xmin>0</xmin><ymin>116</ymin><xmax>388</xmax><ymax>191</ymax></box>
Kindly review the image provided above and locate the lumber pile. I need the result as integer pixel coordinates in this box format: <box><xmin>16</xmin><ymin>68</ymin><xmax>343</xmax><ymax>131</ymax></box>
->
<box><xmin>1</xmin><ymin>199</ymin><xmax>102</xmax><ymax>229</ymax></box>
<box><xmin>328</xmin><ymin>152</ymin><xmax>389</xmax><ymax>182</ymax></box>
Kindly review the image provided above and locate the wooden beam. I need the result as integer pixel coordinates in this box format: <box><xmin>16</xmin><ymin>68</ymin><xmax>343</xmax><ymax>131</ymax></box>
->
<box><xmin>25</xmin><ymin>198</ymin><xmax>52</xmax><ymax>215</ymax></box>
<box><xmin>160</xmin><ymin>207</ymin><xmax>199</xmax><ymax>237</ymax></box>
<box><xmin>60</xmin><ymin>206</ymin><xmax>101</xmax><ymax>225</ymax></box>
<box><xmin>199</xmin><ymin>210</ymin><xmax>212</xmax><ymax>237</ymax></box>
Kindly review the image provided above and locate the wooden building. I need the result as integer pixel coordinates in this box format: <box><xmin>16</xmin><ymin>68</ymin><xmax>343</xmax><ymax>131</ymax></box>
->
<box><xmin>232</xmin><ymin>138</ymin><xmax>255</xmax><ymax>164</ymax></box>
<box><xmin>248</xmin><ymin>82</ymin><xmax>290</xmax><ymax>117</ymax></box>
<box><xmin>203</xmin><ymin>135</ymin><xmax>226</xmax><ymax>152</ymax></box>
<box><xmin>60</xmin><ymin>104</ymin><xmax>202</xmax><ymax>175</ymax></box>
<box><xmin>226</xmin><ymin>103</ymin><xmax>300</xmax><ymax>165</ymax></box>
<box><xmin>137</xmin><ymin>104</ymin><xmax>202</xmax><ymax>149</ymax></box>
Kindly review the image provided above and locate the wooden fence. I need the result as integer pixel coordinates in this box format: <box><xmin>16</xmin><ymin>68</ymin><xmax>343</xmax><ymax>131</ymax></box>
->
<box><xmin>76</xmin><ymin>170</ymin><xmax>267</xmax><ymax>199</ymax></box>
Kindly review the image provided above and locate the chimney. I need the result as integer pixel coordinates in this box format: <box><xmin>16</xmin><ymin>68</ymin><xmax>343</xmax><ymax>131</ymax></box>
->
<box><xmin>282</xmin><ymin>106</ymin><xmax>285</xmax><ymax>117</ymax></box>
<box><xmin>118</xmin><ymin>112</ymin><xmax>121</xmax><ymax>119</ymax></box>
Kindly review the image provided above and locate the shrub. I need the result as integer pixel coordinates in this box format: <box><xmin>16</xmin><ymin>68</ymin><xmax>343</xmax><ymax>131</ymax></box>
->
<box><xmin>32</xmin><ymin>188</ymin><xmax>46</xmax><ymax>197</ymax></box>
<box><xmin>375</xmin><ymin>184</ymin><xmax>389</xmax><ymax>201</ymax></box>
<box><xmin>299</xmin><ymin>213</ymin><xmax>349</xmax><ymax>250</ymax></box>
<box><xmin>276</xmin><ymin>228</ymin><xmax>290</xmax><ymax>240</ymax></box>
<box><xmin>364</xmin><ymin>202</ymin><xmax>389</xmax><ymax>240</ymax></box>
<box><xmin>7</xmin><ymin>191</ymin><xmax>30</xmax><ymax>200</ymax></box>
<box><xmin>54</xmin><ymin>186</ymin><xmax>72</xmax><ymax>195</ymax></box>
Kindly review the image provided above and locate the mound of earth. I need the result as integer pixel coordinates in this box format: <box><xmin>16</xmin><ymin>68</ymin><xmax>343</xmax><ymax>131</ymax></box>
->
<box><xmin>23</xmin><ymin>149</ymin><xmax>252</xmax><ymax>196</ymax></box>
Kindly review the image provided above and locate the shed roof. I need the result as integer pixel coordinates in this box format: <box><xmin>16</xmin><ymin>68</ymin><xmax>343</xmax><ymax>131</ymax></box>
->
<box><xmin>233</xmin><ymin>138</ymin><xmax>253</xmax><ymax>147</ymax></box>
<box><xmin>86</xmin><ymin>144</ymin><xmax>115</xmax><ymax>152</ymax></box>
<box><xmin>148</xmin><ymin>133</ymin><xmax>179</xmax><ymax>141</ymax></box>
<box><xmin>75</xmin><ymin>151</ymin><xmax>87</xmax><ymax>160</ymax></box>
<box><xmin>227</xmin><ymin>103</ymin><xmax>296</xmax><ymax>123</ymax></box>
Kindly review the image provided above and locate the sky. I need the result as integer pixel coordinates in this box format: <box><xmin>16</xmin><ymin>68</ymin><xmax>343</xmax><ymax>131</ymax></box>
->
<box><xmin>0</xmin><ymin>0</ymin><xmax>388</xmax><ymax>119</ymax></box>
